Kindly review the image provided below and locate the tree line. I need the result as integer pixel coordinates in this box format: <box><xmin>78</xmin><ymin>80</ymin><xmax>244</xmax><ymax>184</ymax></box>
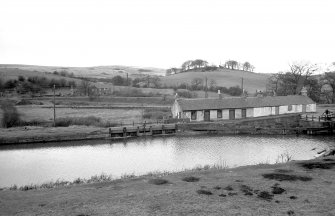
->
<box><xmin>166</xmin><ymin>59</ymin><xmax>255</xmax><ymax>76</ymax></box>
<box><xmin>266</xmin><ymin>62</ymin><xmax>335</xmax><ymax>103</ymax></box>
<box><xmin>0</xmin><ymin>75</ymin><xmax>77</xmax><ymax>94</ymax></box>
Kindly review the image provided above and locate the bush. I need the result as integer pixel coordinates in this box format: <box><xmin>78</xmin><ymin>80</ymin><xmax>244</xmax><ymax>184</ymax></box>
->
<box><xmin>0</xmin><ymin>101</ymin><xmax>21</xmax><ymax>128</ymax></box>
<box><xmin>55</xmin><ymin>116</ymin><xmax>102</xmax><ymax>127</ymax></box>
<box><xmin>176</xmin><ymin>89</ymin><xmax>197</xmax><ymax>98</ymax></box>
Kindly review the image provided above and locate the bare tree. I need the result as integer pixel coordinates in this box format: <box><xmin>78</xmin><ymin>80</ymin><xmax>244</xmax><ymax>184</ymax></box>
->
<box><xmin>79</xmin><ymin>80</ymin><xmax>92</xmax><ymax>96</ymax></box>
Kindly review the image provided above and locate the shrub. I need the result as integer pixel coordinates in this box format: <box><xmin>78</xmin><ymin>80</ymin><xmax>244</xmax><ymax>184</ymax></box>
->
<box><xmin>0</xmin><ymin>101</ymin><xmax>21</xmax><ymax>128</ymax></box>
<box><xmin>148</xmin><ymin>178</ymin><xmax>169</xmax><ymax>185</ymax></box>
<box><xmin>182</xmin><ymin>176</ymin><xmax>200</xmax><ymax>182</ymax></box>
<box><xmin>176</xmin><ymin>89</ymin><xmax>197</xmax><ymax>98</ymax></box>
<box><xmin>55</xmin><ymin>116</ymin><xmax>101</xmax><ymax>127</ymax></box>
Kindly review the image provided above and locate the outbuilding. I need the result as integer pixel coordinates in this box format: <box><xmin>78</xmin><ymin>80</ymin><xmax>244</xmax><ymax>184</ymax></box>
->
<box><xmin>171</xmin><ymin>93</ymin><xmax>316</xmax><ymax>122</ymax></box>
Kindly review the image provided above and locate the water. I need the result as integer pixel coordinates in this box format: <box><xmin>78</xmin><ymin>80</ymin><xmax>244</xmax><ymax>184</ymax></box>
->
<box><xmin>0</xmin><ymin>134</ymin><xmax>334</xmax><ymax>187</ymax></box>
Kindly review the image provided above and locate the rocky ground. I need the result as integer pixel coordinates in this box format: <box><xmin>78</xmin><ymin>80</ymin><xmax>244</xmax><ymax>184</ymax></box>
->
<box><xmin>0</xmin><ymin>156</ymin><xmax>334</xmax><ymax>216</ymax></box>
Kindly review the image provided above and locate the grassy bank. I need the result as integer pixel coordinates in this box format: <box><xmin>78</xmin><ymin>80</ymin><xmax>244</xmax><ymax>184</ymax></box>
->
<box><xmin>0</xmin><ymin>156</ymin><xmax>334</xmax><ymax>215</ymax></box>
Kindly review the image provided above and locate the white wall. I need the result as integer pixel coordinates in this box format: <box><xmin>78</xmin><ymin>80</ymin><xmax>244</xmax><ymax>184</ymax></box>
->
<box><xmin>196</xmin><ymin>110</ymin><xmax>204</xmax><ymax>121</ymax></box>
<box><xmin>235</xmin><ymin>109</ymin><xmax>242</xmax><ymax>119</ymax></box>
<box><xmin>306</xmin><ymin>104</ymin><xmax>316</xmax><ymax>112</ymax></box>
<box><xmin>210</xmin><ymin>110</ymin><xmax>217</xmax><ymax>120</ymax></box>
<box><xmin>222</xmin><ymin>109</ymin><xmax>229</xmax><ymax>119</ymax></box>
<box><xmin>246</xmin><ymin>108</ymin><xmax>254</xmax><ymax>117</ymax></box>
<box><xmin>254</xmin><ymin>107</ymin><xmax>272</xmax><ymax>117</ymax></box>
<box><xmin>279</xmin><ymin>105</ymin><xmax>302</xmax><ymax>114</ymax></box>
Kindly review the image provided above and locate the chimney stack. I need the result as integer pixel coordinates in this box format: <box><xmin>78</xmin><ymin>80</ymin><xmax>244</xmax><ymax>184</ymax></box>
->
<box><xmin>218</xmin><ymin>90</ymin><xmax>222</xmax><ymax>99</ymax></box>
<box><xmin>300</xmin><ymin>87</ymin><xmax>308</xmax><ymax>96</ymax></box>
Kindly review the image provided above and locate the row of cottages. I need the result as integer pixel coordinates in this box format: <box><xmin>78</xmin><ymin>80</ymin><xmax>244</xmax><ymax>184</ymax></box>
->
<box><xmin>171</xmin><ymin>93</ymin><xmax>316</xmax><ymax>122</ymax></box>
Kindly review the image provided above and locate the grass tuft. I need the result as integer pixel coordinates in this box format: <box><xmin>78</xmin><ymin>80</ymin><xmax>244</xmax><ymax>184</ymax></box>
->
<box><xmin>196</xmin><ymin>189</ymin><xmax>213</xmax><ymax>195</ymax></box>
<box><xmin>148</xmin><ymin>179</ymin><xmax>169</xmax><ymax>185</ymax></box>
<box><xmin>257</xmin><ymin>191</ymin><xmax>274</xmax><ymax>201</ymax></box>
<box><xmin>262</xmin><ymin>173</ymin><xmax>312</xmax><ymax>182</ymax></box>
<box><xmin>182</xmin><ymin>176</ymin><xmax>200</xmax><ymax>182</ymax></box>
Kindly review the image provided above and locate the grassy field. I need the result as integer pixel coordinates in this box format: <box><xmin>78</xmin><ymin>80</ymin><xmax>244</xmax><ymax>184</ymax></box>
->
<box><xmin>0</xmin><ymin>156</ymin><xmax>334</xmax><ymax>215</ymax></box>
<box><xmin>0</xmin><ymin>68</ymin><xmax>82</xmax><ymax>84</ymax></box>
<box><xmin>0</xmin><ymin>64</ymin><xmax>166</xmax><ymax>79</ymax></box>
<box><xmin>161</xmin><ymin>69</ymin><xmax>270</xmax><ymax>93</ymax></box>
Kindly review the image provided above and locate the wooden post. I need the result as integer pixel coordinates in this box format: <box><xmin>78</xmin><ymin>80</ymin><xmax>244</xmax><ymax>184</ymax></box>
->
<box><xmin>53</xmin><ymin>84</ymin><xmax>56</xmax><ymax>127</ymax></box>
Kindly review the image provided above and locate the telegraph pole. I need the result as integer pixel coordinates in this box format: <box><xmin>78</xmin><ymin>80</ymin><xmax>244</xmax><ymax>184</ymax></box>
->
<box><xmin>241</xmin><ymin>77</ymin><xmax>244</xmax><ymax>96</ymax></box>
<box><xmin>53</xmin><ymin>84</ymin><xmax>56</xmax><ymax>127</ymax></box>
<box><xmin>205</xmin><ymin>76</ymin><xmax>208</xmax><ymax>98</ymax></box>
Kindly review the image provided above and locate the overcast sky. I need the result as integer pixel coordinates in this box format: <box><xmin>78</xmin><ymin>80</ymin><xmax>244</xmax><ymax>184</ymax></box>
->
<box><xmin>0</xmin><ymin>0</ymin><xmax>334</xmax><ymax>73</ymax></box>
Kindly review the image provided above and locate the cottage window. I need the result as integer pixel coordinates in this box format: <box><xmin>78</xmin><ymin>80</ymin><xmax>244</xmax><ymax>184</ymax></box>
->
<box><xmin>288</xmin><ymin>105</ymin><xmax>293</xmax><ymax>111</ymax></box>
<box><xmin>191</xmin><ymin>111</ymin><xmax>197</xmax><ymax>120</ymax></box>
<box><xmin>217</xmin><ymin>110</ymin><xmax>222</xmax><ymax>118</ymax></box>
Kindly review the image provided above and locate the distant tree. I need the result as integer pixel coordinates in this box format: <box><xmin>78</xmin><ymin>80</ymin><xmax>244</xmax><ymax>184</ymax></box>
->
<box><xmin>191</xmin><ymin>78</ymin><xmax>204</xmax><ymax>90</ymax></box>
<box><xmin>132</xmin><ymin>78</ymin><xmax>142</xmax><ymax>87</ymax></box>
<box><xmin>111</xmin><ymin>75</ymin><xmax>126</xmax><ymax>86</ymax></box>
<box><xmin>209</xmin><ymin>79</ymin><xmax>217</xmax><ymax>91</ymax></box>
<box><xmin>242</xmin><ymin>62</ymin><xmax>251</xmax><ymax>71</ymax></box>
<box><xmin>4</xmin><ymin>80</ymin><xmax>18</xmax><ymax>89</ymax></box>
<box><xmin>0</xmin><ymin>78</ymin><xmax>3</xmax><ymax>91</ymax></box>
<box><xmin>322</xmin><ymin>72</ymin><xmax>335</xmax><ymax>103</ymax></box>
<box><xmin>18</xmin><ymin>75</ymin><xmax>25</xmax><ymax>82</ymax></box>
<box><xmin>79</xmin><ymin>80</ymin><xmax>92</xmax><ymax>96</ymax></box>
<box><xmin>225</xmin><ymin>60</ymin><xmax>239</xmax><ymax>70</ymax></box>
<box><xmin>181</xmin><ymin>60</ymin><xmax>193</xmax><ymax>71</ymax></box>
<box><xmin>266</xmin><ymin>62</ymin><xmax>318</xmax><ymax>96</ymax></box>
<box><xmin>166</xmin><ymin>68</ymin><xmax>178</xmax><ymax>76</ymax></box>
<box><xmin>68</xmin><ymin>80</ymin><xmax>77</xmax><ymax>88</ymax></box>
<box><xmin>150</xmin><ymin>76</ymin><xmax>161</xmax><ymax>88</ymax></box>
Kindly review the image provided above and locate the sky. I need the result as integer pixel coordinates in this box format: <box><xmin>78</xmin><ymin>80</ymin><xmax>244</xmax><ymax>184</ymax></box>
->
<box><xmin>0</xmin><ymin>0</ymin><xmax>334</xmax><ymax>73</ymax></box>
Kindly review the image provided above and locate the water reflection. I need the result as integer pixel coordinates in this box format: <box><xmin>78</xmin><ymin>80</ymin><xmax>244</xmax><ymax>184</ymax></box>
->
<box><xmin>0</xmin><ymin>134</ymin><xmax>333</xmax><ymax>187</ymax></box>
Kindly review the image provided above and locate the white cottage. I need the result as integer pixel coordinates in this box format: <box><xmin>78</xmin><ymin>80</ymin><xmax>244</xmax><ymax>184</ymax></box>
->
<box><xmin>171</xmin><ymin>94</ymin><xmax>316</xmax><ymax>122</ymax></box>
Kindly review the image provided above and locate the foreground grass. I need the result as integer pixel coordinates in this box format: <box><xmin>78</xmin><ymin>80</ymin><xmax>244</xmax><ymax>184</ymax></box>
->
<box><xmin>0</xmin><ymin>156</ymin><xmax>334</xmax><ymax>215</ymax></box>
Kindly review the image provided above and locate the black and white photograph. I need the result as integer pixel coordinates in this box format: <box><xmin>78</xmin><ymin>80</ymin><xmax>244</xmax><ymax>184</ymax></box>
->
<box><xmin>0</xmin><ymin>0</ymin><xmax>334</xmax><ymax>215</ymax></box>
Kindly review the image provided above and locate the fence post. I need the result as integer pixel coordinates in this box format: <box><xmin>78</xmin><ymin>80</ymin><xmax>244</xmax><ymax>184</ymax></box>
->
<box><xmin>306</xmin><ymin>115</ymin><xmax>307</xmax><ymax>120</ymax></box>
<box><xmin>312</xmin><ymin>115</ymin><xmax>314</xmax><ymax>121</ymax></box>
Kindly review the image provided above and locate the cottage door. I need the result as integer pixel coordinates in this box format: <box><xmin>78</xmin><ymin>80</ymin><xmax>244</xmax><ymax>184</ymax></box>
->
<box><xmin>275</xmin><ymin>106</ymin><xmax>279</xmax><ymax>115</ymax></box>
<box><xmin>204</xmin><ymin>110</ymin><xmax>210</xmax><ymax>121</ymax></box>
<box><xmin>229</xmin><ymin>109</ymin><xmax>235</xmax><ymax>120</ymax></box>
<box><xmin>242</xmin><ymin>109</ymin><xmax>247</xmax><ymax>118</ymax></box>
<box><xmin>302</xmin><ymin>105</ymin><xmax>306</xmax><ymax>113</ymax></box>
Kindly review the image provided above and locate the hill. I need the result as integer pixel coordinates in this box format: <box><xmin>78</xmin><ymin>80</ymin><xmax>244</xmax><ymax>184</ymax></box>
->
<box><xmin>0</xmin><ymin>64</ymin><xmax>166</xmax><ymax>79</ymax></box>
<box><xmin>161</xmin><ymin>68</ymin><xmax>270</xmax><ymax>93</ymax></box>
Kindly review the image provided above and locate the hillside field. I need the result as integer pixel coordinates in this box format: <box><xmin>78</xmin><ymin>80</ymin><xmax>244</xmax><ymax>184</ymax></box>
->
<box><xmin>0</xmin><ymin>64</ymin><xmax>166</xmax><ymax>79</ymax></box>
<box><xmin>161</xmin><ymin>69</ymin><xmax>270</xmax><ymax>93</ymax></box>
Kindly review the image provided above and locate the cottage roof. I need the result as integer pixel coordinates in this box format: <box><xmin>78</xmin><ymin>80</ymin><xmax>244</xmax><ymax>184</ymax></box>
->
<box><xmin>176</xmin><ymin>95</ymin><xmax>314</xmax><ymax>111</ymax></box>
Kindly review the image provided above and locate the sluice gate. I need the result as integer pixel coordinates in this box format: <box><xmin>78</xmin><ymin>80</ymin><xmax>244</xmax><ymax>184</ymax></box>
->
<box><xmin>109</xmin><ymin>124</ymin><xmax>177</xmax><ymax>138</ymax></box>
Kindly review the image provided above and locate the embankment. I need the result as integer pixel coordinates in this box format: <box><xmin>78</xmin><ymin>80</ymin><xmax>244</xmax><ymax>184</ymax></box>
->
<box><xmin>1</xmin><ymin>155</ymin><xmax>334</xmax><ymax>215</ymax></box>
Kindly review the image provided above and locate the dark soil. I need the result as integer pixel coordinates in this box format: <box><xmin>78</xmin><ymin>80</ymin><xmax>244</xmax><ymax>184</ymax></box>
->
<box><xmin>196</xmin><ymin>189</ymin><xmax>213</xmax><ymax>195</ymax></box>
<box><xmin>289</xmin><ymin>196</ymin><xmax>297</xmax><ymax>200</ymax></box>
<box><xmin>182</xmin><ymin>176</ymin><xmax>200</xmax><ymax>182</ymax></box>
<box><xmin>228</xmin><ymin>192</ymin><xmax>238</xmax><ymax>196</ymax></box>
<box><xmin>213</xmin><ymin>186</ymin><xmax>222</xmax><ymax>190</ymax></box>
<box><xmin>323</xmin><ymin>158</ymin><xmax>334</xmax><ymax>162</ymax></box>
<box><xmin>262</xmin><ymin>173</ymin><xmax>312</xmax><ymax>182</ymax></box>
<box><xmin>287</xmin><ymin>210</ymin><xmax>295</xmax><ymax>215</ymax></box>
<box><xmin>240</xmin><ymin>185</ymin><xmax>253</xmax><ymax>196</ymax></box>
<box><xmin>218</xmin><ymin>194</ymin><xmax>226</xmax><ymax>197</ymax></box>
<box><xmin>224</xmin><ymin>186</ymin><xmax>234</xmax><ymax>191</ymax></box>
<box><xmin>300</xmin><ymin>162</ymin><xmax>335</xmax><ymax>170</ymax></box>
<box><xmin>257</xmin><ymin>191</ymin><xmax>274</xmax><ymax>201</ymax></box>
<box><xmin>148</xmin><ymin>179</ymin><xmax>169</xmax><ymax>185</ymax></box>
<box><xmin>271</xmin><ymin>185</ymin><xmax>286</xmax><ymax>194</ymax></box>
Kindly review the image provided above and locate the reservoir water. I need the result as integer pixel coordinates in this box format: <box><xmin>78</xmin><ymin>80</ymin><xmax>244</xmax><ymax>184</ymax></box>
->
<box><xmin>0</xmin><ymin>134</ymin><xmax>334</xmax><ymax>188</ymax></box>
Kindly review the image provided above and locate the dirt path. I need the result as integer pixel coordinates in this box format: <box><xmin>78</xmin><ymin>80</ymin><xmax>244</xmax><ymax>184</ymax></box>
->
<box><xmin>0</xmin><ymin>156</ymin><xmax>334</xmax><ymax>215</ymax></box>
